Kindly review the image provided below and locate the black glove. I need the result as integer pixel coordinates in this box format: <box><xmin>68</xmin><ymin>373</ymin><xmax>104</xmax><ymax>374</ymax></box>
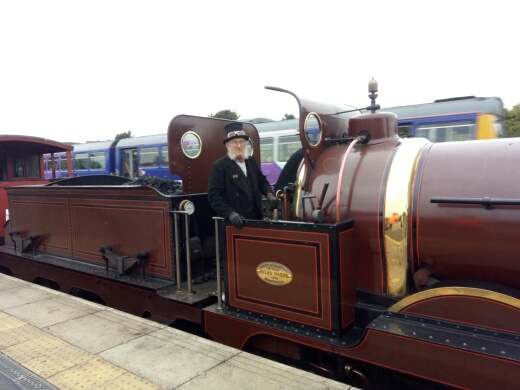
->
<box><xmin>266</xmin><ymin>193</ymin><xmax>277</xmax><ymax>210</ymax></box>
<box><xmin>229</xmin><ymin>212</ymin><xmax>245</xmax><ymax>229</ymax></box>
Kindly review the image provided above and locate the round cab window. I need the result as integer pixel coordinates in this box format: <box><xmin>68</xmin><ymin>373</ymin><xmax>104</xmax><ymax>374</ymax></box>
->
<box><xmin>304</xmin><ymin>113</ymin><xmax>322</xmax><ymax>147</ymax></box>
<box><xmin>181</xmin><ymin>132</ymin><xmax>202</xmax><ymax>159</ymax></box>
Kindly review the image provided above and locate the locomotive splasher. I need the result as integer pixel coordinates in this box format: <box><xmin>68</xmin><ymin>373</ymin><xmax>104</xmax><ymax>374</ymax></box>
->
<box><xmin>1</xmin><ymin>80</ymin><xmax>520</xmax><ymax>389</ymax></box>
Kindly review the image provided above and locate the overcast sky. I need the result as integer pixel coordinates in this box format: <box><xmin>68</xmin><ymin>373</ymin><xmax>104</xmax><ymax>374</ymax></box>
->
<box><xmin>1</xmin><ymin>0</ymin><xmax>517</xmax><ymax>143</ymax></box>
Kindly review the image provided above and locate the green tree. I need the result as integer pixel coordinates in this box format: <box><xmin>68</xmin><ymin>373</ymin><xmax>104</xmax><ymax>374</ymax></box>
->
<box><xmin>115</xmin><ymin>130</ymin><xmax>133</xmax><ymax>140</ymax></box>
<box><xmin>210</xmin><ymin>109</ymin><xmax>240</xmax><ymax>120</ymax></box>
<box><xmin>505</xmin><ymin>104</ymin><xmax>520</xmax><ymax>138</ymax></box>
<box><xmin>282</xmin><ymin>114</ymin><xmax>295</xmax><ymax>120</ymax></box>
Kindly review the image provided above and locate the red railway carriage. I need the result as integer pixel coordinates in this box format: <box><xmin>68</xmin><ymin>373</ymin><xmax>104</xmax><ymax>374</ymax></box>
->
<box><xmin>0</xmin><ymin>135</ymin><xmax>72</xmax><ymax>243</ymax></box>
<box><xmin>1</xmin><ymin>82</ymin><xmax>520</xmax><ymax>389</ymax></box>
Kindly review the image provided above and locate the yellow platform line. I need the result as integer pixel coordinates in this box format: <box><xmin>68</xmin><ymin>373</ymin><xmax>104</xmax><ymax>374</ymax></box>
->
<box><xmin>0</xmin><ymin>311</ymin><xmax>164</xmax><ymax>390</ymax></box>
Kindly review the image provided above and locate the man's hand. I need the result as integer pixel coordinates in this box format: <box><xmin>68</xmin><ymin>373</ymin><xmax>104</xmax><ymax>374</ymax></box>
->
<box><xmin>229</xmin><ymin>211</ymin><xmax>245</xmax><ymax>228</ymax></box>
<box><xmin>266</xmin><ymin>193</ymin><xmax>277</xmax><ymax>210</ymax></box>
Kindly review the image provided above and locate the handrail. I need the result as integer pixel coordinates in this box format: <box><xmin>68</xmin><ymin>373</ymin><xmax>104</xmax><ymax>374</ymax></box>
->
<box><xmin>170</xmin><ymin>210</ymin><xmax>193</xmax><ymax>294</ymax></box>
<box><xmin>213</xmin><ymin>217</ymin><xmax>225</xmax><ymax>309</ymax></box>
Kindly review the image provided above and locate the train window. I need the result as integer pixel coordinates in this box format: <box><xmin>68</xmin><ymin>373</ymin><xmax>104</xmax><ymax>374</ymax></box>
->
<box><xmin>0</xmin><ymin>154</ymin><xmax>6</xmax><ymax>180</ymax></box>
<box><xmin>74</xmin><ymin>153</ymin><xmax>89</xmax><ymax>170</ymax></box>
<box><xmin>398</xmin><ymin>125</ymin><xmax>412</xmax><ymax>138</ymax></box>
<box><xmin>181</xmin><ymin>132</ymin><xmax>201</xmax><ymax>159</ymax></box>
<box><xmin>90</xmin><ymin>152</ymin><xmax>106</xmax><ymax>169</ymax></box>
<box><xmin>416</xmin><ymin>121</ymin><xmax>474</xmax><ymax>142</ymax></box>
<box><xmin>26</xmin><ymin>154</ymin><xmax>40</xmax><ymax>177</ymax></box>
<box><xmin>278</xmin><ymin>135</ymin><xmax>301</xmax><ymax>162</ymax></box>
<box><xmin>260</xmin><ymin>137</ymin><xmax>273</xmax><ymax>163</ymax></box>
<box><xmin>304</xmin><ymin>113</ymin><xmax>322</xmax><ymax>147</ymax></box>
<box><xmin>160</xmin><ymin>146</ymin><xmax>168</xmax><ymax>166</ymax></box>
<box><xmin>13</xmin><ymin>155</ymin><xmax>25</xmax><ymax>177</ymax></box>
<box><xmin>61</xmin><ymin>156</ymin><xmax>68</xmax><ymax>172</ymax></box>
<box><xmin>139</xmin><ymin>147</ymin><xmax>159</xmax><ymax>167</ymax></box>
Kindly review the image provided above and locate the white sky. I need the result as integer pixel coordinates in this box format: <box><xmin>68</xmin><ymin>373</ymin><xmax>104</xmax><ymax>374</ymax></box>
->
<box><xmin>1</xmin><ymin>0</ymin><xmax>517</xmax><ymax>144</ymax></box>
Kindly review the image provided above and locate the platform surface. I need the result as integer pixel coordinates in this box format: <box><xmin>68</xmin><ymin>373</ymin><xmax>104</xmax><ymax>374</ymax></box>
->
<box><xmin>0</xmin><ymin>273</ymin><xmax>354</xmax><ymax>389</ymax></box>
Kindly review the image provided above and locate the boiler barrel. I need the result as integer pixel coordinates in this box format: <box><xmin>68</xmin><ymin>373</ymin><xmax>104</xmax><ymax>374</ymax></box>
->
<box><xmin>414</xmin><ymin>138</ymin><xmax>520</xmax><ymax>289</ymax></box>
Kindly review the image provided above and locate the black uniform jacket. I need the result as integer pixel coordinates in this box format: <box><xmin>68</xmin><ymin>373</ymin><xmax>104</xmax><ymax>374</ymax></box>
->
<box><xmin>207</xmin><ymin>156</ymin><xmax>273</xmax><ymax>220</ymax></box>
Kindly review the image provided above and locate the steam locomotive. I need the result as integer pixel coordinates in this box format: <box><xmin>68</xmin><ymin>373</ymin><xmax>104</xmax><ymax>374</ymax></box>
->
<box><xmin>1</xmin><ymin>80</ymin><xmax>519</xmax><ymax>389</ymax></box>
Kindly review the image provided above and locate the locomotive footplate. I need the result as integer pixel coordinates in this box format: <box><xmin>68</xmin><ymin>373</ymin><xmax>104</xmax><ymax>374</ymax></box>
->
<box><xmin>204</xmin><ymin>304</ymin><xmax>366</xmax><ymax>348</ymax></box>
<box><xmin>369</xmin><ymin>311</ymin><xmax>520</xmax><ymax>362</ymax></box>
<box><xmin>205</xmin><ymin>303</ymin><xmax>520</xmax><ymax>362</ymax></box>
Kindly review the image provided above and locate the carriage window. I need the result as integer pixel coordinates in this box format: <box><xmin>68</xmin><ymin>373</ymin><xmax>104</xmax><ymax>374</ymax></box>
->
<box><xmin>415</xmin><ymin>121</ymin><xmax>474</xmax><ymax>142</ymax></box>
<box><xmin>13</xmin><ymin>155</ymin><xmax>25</xmax><ymax>177</ymax></box>
<box><xmin>90</xmin><ymin>152</ymin><xmax>106</xmax><ymax>169</ymax></box>
<box><xmin>398</xmin><ymin>125</ymin><xmax>412</xmax><ymax>138</ymax></box>
<box><xmin>160</xmin><ymin>146</ymin><xmax>168</xmax><ymax>166</ymax></box>
<box><xmin>61</xmin><ymin>155</ymin><xmax>68</xmax><ymax>172</ymax></box>
<box><xmin>26</xmin><ymin>154</ymin><xmax>40</xmax><ymax>177</ymax></box>
<box><xmin>278</xmin><ymin>135</ymin><xmax>301</xmax><ymax>162</ymax></box>
<box><xmin>0</xmin><ymin>153</ymin><xmax>7</xmax><ymax>180</ymax></box>
<box><xmin>260</xmin><ymin>137</ymin><xmax>273</xmax><ymax>163</ymax></box>
<box><xmin>181</xmin><ymin>132</ymin><xmax>202</xmax><ymax>159</ymax></box>
<box><xmin>74</xmin><ymin>153</ymin><xmax>89</xmax><ymax>170</ymax></box>
<box><xmin>304</xmin><ymin>113</ymin><xmax>322</xmax><ymax>147</ymax></box>
<box><xmin>140</xmin><ymin>147</ymin><xmax>159</xmax><ymax>167</ymax></box>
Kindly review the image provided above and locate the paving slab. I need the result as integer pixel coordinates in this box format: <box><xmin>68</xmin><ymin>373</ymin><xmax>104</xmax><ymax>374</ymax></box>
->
<box><xmin>45</xmin><ymin>310</ymin><xmax>162</xmax><ymax>354</ymax></box>
<box><xmin>177</xmin><ymin>351</ymin><xmax>349</xmax><ymax>390</ymax></box>
<box><xmin>3</xmin><ymin>295</ymin><xmax>101</xmax><ymax>328</ymax></box>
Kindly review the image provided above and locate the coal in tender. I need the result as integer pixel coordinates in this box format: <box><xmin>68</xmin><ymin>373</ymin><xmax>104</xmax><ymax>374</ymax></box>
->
<box><xmin>125</xmin><ymin>176</ymin><xmax>184</xmax><ymax>195</ymax></box>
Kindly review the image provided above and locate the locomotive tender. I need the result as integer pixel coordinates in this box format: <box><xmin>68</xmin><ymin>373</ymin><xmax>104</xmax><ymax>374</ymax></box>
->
<box><xmin>1</xmin><ymin>80</ymin><xmax>520</xmax><ymax>389</ymax></box>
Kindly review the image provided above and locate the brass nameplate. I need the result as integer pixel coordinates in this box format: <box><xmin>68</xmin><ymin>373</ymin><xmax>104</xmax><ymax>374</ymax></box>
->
<box><xmin>256</xmin><ymin>262</ymin><xmax>293</xmax><ymax>286</ymax></box>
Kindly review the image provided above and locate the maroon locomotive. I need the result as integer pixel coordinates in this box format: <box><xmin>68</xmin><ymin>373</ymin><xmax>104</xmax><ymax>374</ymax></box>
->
<box><xmin>1</xmin><ymin>81</ymin><xmax>519</xmax><ymax>389</ymax></box>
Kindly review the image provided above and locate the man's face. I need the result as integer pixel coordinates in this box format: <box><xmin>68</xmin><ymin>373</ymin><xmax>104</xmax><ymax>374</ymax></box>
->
<box><xmin>227</xmin><ymin>138</ymin><xmax>247</xmax><ymax>158</ymax></box>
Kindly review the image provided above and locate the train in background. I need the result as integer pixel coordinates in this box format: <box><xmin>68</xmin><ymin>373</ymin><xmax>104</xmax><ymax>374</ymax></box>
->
<box><xmin>382</xmin><ymin>95</ymin><xmax>506</xmax><ymax>141</ymax></box>
<box><xmin>251</xmin><ymin>95</ymin><xmax>506</xmax><ymax>183</ymax></box>
<box><xmin>0</xmin><ymin>135</ymin><xmax>72</xmax><ymax>243</ymax></box>
<box><xmin>44</xmin><ymin>133</ymin><xmax>180</xmax><ymax>181</ymax></box>
<box><xmin>4</xmin><ymin>81</ymin><xmax>520</xmax><ymax>389</ymax></box>
<box><xmin>44</xmin><ymin>96</ymin><xmax>505</xmax><ymax>184</ymax></box>
<box><xmin>44</xmin><ymin>123</ymin><xmax>309</xmax><ymax>185</ymax></box>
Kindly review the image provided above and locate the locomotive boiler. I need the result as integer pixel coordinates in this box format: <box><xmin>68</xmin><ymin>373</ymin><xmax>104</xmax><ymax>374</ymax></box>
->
<box><xmin>1</xmin><ymin>80</ymin><xmax>519</xmax><ymax>389</ymax></box>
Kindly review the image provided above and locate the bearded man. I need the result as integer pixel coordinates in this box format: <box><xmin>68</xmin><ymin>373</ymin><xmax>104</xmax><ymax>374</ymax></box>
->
<box><xmin>207</xmin><ymin>122</ymin><xmax>275</xmax><ymax>228</ymax></box>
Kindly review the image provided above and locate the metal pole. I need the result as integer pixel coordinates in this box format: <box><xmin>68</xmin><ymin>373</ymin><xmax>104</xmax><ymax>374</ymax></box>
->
<box><xmin>213</xmin><ymin>217</ymin><xmax>224</xmax><ymax>309</ymax></box>
<box><xmin>173</xmin><ymin>212</ymin><xmax>182</xmax><ymax>292</ymax></box>
<box><xmin>184</xmin><ymin>212</ymin><xmax>193</xmax><ymax>295</ymax></box>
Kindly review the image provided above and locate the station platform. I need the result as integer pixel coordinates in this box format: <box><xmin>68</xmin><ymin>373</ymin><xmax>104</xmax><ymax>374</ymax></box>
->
<box><xmin>0</xmin><ymin>274</ymin><xmax>353</xmax><ymax>389</ymax></box>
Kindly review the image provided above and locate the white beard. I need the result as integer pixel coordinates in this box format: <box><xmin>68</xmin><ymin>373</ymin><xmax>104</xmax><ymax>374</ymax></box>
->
<box><xmin>226</xmin><ymin>145</ymin><xmax>249</xmax><ymax>160</ymax></box>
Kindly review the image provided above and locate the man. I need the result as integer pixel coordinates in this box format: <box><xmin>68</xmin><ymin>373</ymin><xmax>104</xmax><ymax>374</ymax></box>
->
<box><xmin>208</xmin><ymin>122</ymin><xmax>276</xmax><ymax>228</ymax></box>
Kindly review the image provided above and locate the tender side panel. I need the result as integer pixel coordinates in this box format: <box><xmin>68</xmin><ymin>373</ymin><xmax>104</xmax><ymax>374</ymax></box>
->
<box><xmin>6</xmin><ymin>187</ymin><xmax>175</xmax><ymax>280</ymax></box>
<box><xmin>71</xmin><ymin>198</ymin><xmax>172</xmax><ymax>278</ymax></box>
<box><xmin>226</xmin><ymin>226</ymin><xmax>332</xmax><ymax>330</ymax></box>
<box><xmin>8</xmin><ymin>196</ymin><xmax>71</xmax><ymax>257</ymax></box>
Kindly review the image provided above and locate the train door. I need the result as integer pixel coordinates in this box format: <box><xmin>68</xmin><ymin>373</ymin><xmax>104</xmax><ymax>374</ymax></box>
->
<box><xmin>121</xmin><ymin>149</ymin><xmax>138</xmax><ymax>179</ymax></box>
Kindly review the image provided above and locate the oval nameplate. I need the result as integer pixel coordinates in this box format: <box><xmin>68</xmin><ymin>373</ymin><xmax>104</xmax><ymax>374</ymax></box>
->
<box><xmin>256</xmin><ymin>262</ymin><xmax>293</xmax><ymax>286</ymax></box>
